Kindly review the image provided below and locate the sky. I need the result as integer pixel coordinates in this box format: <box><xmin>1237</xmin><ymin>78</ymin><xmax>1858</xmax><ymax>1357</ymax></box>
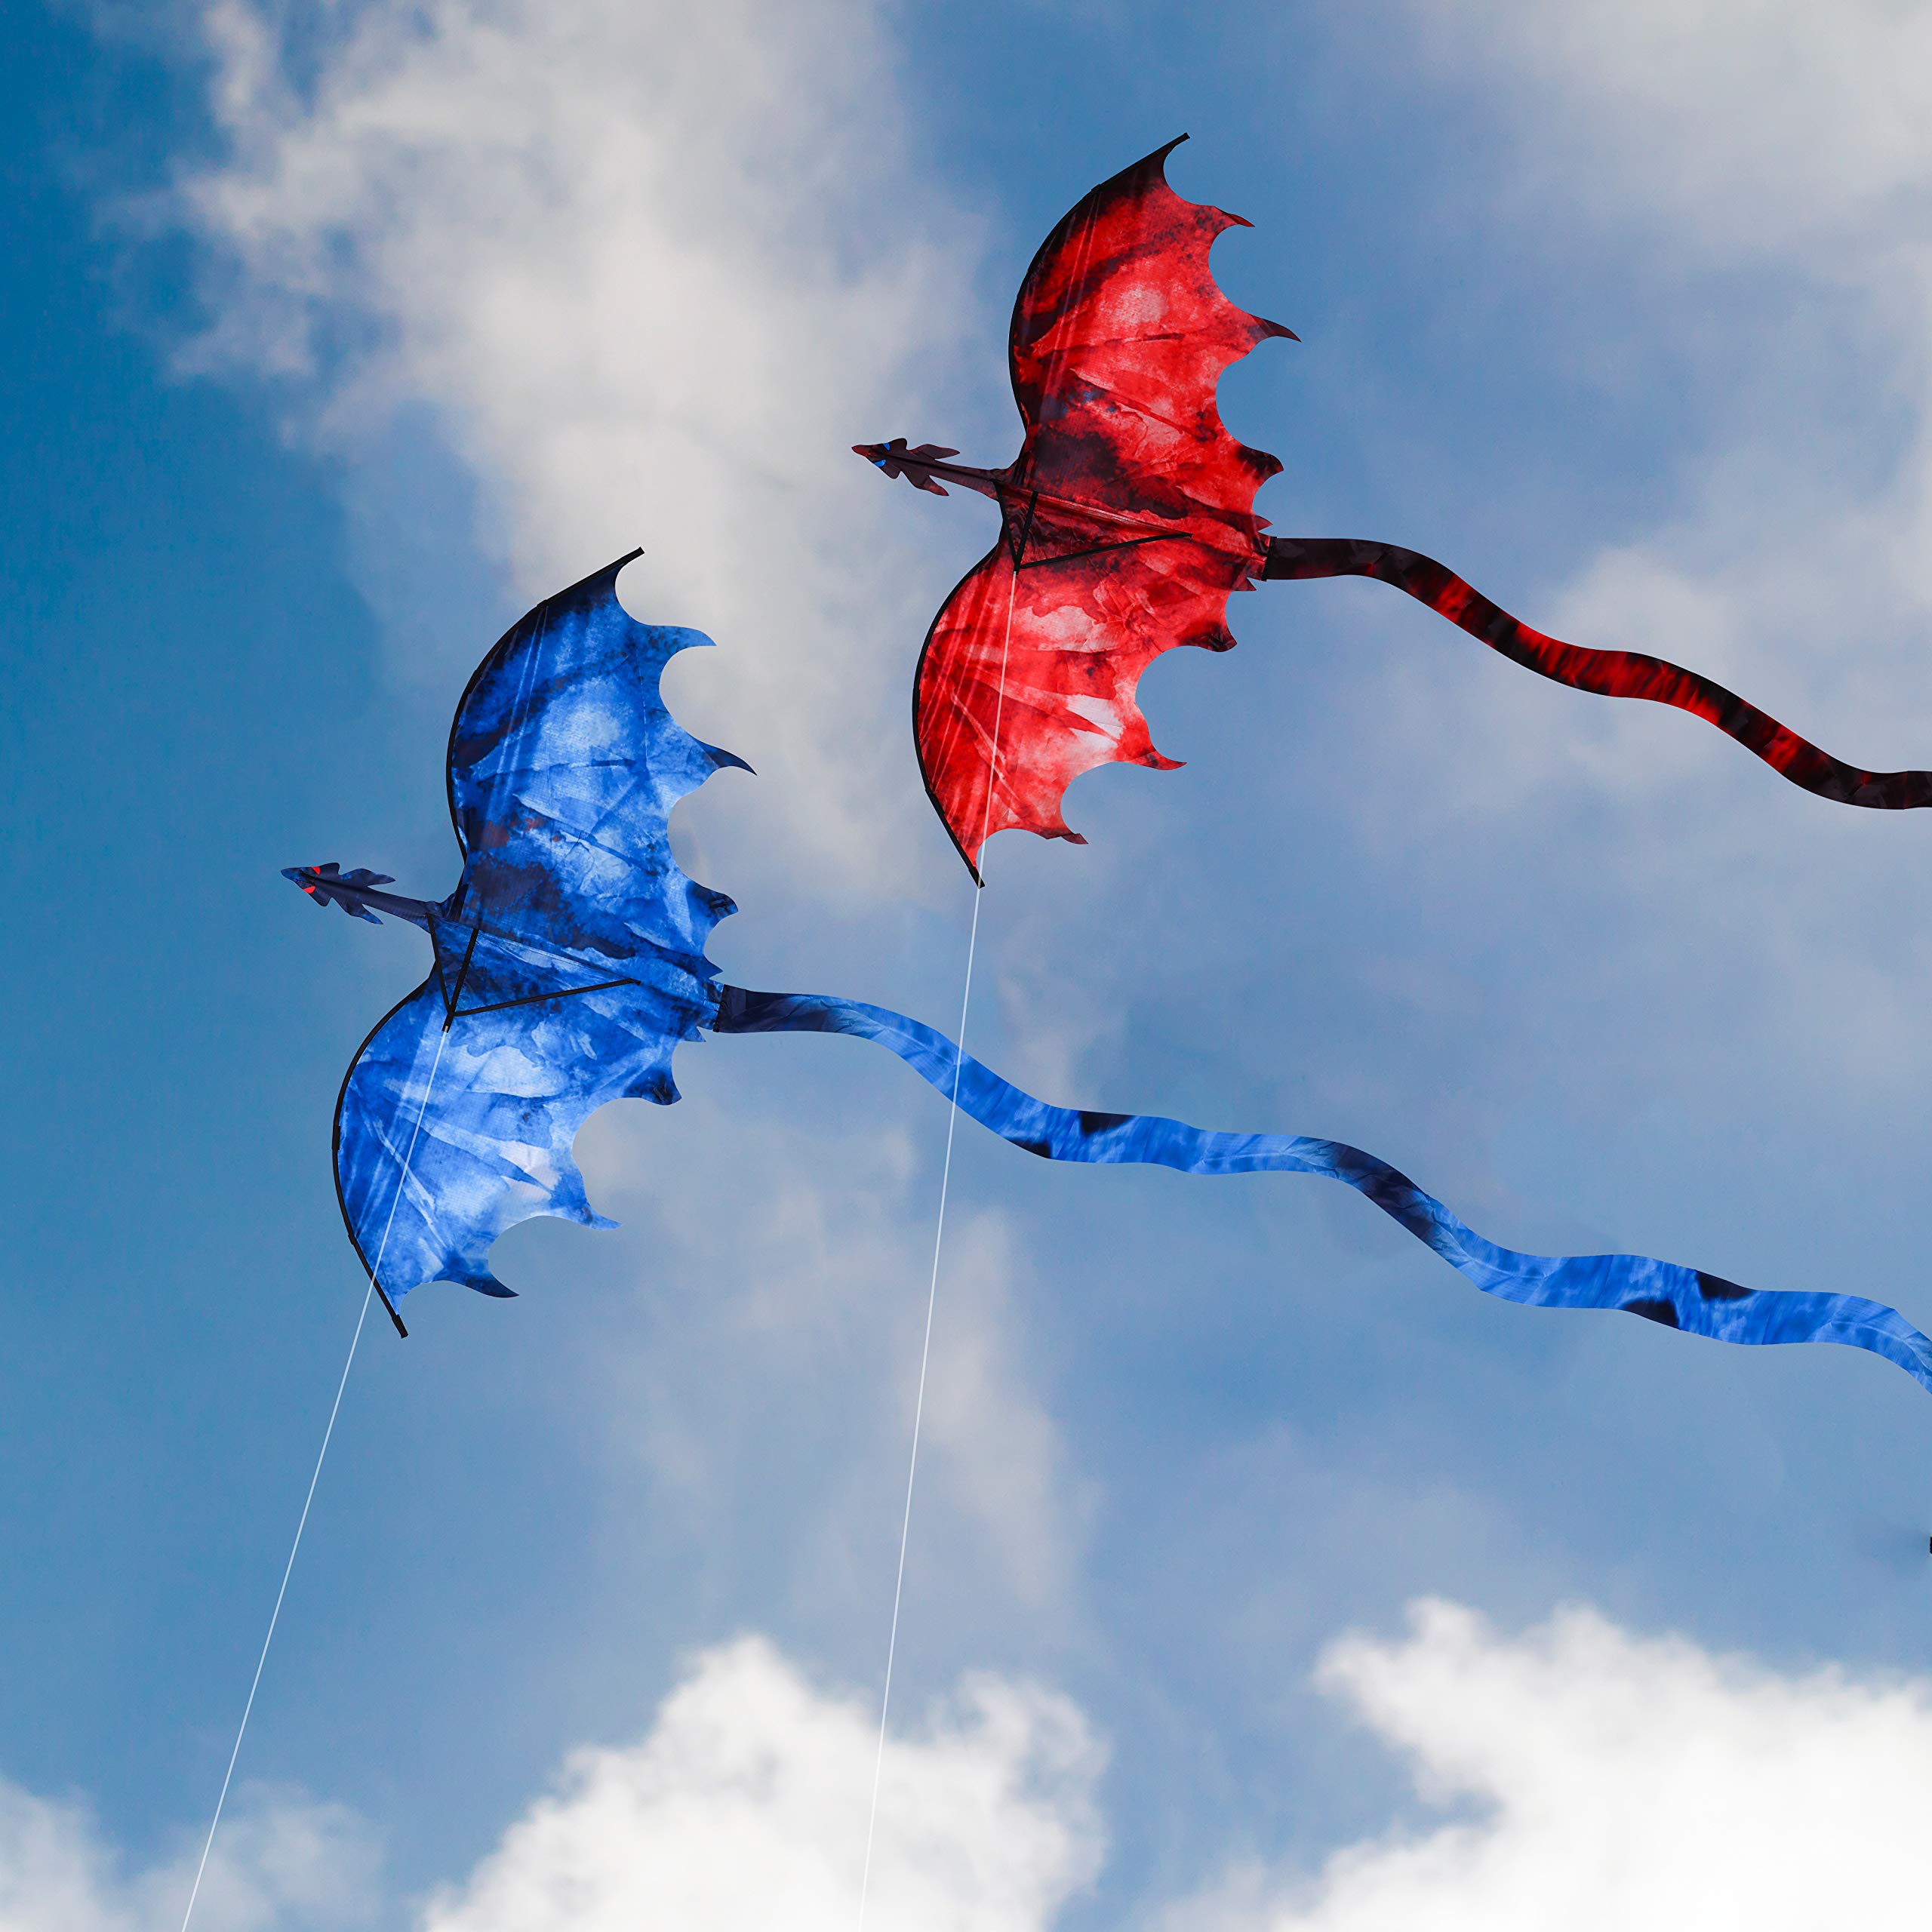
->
<box><xmin>8</xmin><ymin>0</ymin><xmax>1932</xmax><ymax>1925</ymax></box>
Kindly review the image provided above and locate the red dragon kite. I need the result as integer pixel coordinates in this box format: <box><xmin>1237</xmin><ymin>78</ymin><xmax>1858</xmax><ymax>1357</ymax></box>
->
<box><xmin>858</xmin><ymin>137</ymin><xmax>1932</xmax><ymax>881</ymax></box>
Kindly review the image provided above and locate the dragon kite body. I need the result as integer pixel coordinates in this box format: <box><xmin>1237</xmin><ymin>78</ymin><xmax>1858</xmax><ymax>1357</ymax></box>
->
<box><xmin>284</xmin><ymin>554</ymin><xmax>1932</xmax><ymax>1400</ymax></box>
<box><xmin>856</xmin><ymin>137</ymin><xmax>1932</xmax><ymax>879</ymax></box>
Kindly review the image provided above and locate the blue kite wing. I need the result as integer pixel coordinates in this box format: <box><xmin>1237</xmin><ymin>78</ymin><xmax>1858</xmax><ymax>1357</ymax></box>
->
<box><xmin>445</xmin><ymin>548</ymin><xmax>746</xmax><ymax>969</ymax></box>
<box><xmin>334</xmin><ymin>553</ymin><xmax>744</xmax><ymax>1307</ymax></box>
<box><xmin>334</xmin><ymin>970</ymin><xmax>697</xmax><ymax>1300</ymax></box>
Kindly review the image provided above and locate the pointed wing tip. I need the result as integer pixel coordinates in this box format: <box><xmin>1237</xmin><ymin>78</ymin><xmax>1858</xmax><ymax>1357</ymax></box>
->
<box><xmin>1135</xmin><ymin>134</ymin><xmax>1190</xmax><ymax>188</ymax></box>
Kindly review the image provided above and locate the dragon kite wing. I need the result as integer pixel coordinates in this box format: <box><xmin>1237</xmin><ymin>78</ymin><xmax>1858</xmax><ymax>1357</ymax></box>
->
<box><xmin>911</xmin><ymin>136</ymin><xmax>1292</xmax><ymax>878</ymax></box>
<box><xmin>331</xmin><ymin>552</ymin><xmax>747</xmax><ymax>1316</ymax></box>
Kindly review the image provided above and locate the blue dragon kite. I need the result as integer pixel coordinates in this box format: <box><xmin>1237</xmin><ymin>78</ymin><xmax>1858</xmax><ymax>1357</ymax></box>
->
<box><xmin>285</xmin><ymin>553</ymin><xmax>1932</xmax><ymax>1400</ymax></box>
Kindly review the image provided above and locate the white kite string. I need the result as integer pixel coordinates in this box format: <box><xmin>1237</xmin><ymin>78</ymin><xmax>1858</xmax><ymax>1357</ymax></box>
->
<box><xmin>178</xmin><ymin>1026</ymin><xmax>449</xmax><ymax>1932</ymax></box>
<box><xmin>855</xmin><ymin>571</ymin><xmax>1017</xmax><ymax>1930</ymax></box>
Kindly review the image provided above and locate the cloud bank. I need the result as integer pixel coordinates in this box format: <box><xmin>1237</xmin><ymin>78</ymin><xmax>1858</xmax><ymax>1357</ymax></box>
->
<box><xmin>177</xmin><ymin>0</ymin><xmax>988</xmax><ymax>894</ymax></box>
<box><xmin>26</xmin><ymin>1607</ymin><xmax>1932</xmax><ymax>1928</ymax></box>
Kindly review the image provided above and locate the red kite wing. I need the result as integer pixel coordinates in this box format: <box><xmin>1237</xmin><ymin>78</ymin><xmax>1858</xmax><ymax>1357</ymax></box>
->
<box><xmin>914</xmin><ymin>137</ymin><xmax>1291</xmax><ymax>878</ymax></box>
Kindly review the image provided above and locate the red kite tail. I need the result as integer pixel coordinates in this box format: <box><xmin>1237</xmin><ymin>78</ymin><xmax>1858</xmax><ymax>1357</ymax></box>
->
<box><xmin>1263</xmin><ymin>537</ymin><xmax>1932</xmax><ymax>809</ymax></box>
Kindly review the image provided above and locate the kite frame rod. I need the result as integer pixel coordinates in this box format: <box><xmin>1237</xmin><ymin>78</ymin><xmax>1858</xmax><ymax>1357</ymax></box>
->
<box><xmin>892</xmin><ymin>448</ymin><xmax>1270</xmax><ymax>565</ymax></box>
<box><xmin>371</xmin><ymin>1278</ymin><xmax>408</xmax><ymax>1340</ymax></box>
<box><xmin>1013</xmin><ymin>533</ymin><xmax>1162</xmax><ymax>572</ymax></box>
<box><xmin>449</xmin><ymin>976</ymin><xmax>641</xmax><ymax>1019</ymax></box>
<box><xmin>437</xmin><ymin>921</ymin><xmax>483</xmax><ymax>1029</ymax></box>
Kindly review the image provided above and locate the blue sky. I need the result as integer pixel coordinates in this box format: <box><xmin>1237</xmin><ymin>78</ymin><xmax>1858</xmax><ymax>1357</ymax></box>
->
<box><xmin>10</xmin><ymin>2</ymin><xmax>1932</xmax><ymax>1926</ymax></box>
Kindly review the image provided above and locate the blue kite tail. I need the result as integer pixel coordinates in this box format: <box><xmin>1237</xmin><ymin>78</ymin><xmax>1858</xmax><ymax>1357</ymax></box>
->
<box><xmin>712</xmin><ymin>986</ymin><xmax>1932</xmax><ymax>1395</ymax></box>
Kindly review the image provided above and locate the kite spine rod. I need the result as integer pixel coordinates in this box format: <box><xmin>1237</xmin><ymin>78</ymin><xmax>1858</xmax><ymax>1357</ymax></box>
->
<box><xmin>711</xmin><ymin>985</ymin><xmax>1932</xmax><ymax>1394</ymax></box>
<box><xmin>299</xmin><ymin>877</ymin><xmax>710</xmax><ymax>991</ymax></box>
<box><xmin>1261</xmin><ymin>537</ymin><xmax>1932</xmax><ymax>810</ymax></box>
<box><xmin>881</xmin><ymin>448</ymin><xmax>1248</xmax><ymax>553</ymax></box>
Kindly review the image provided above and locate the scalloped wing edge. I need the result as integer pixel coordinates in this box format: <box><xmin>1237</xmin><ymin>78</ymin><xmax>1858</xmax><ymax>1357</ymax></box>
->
<box><xmin>446</xmin><ymin>549</ymin><xmax>747</xmax><ymax>965</ymax></box>
<box><xmin>334</xmin><ymin>977</ymin><xmax>694</xmax><ymax>1304</ymax></box>
<box><xmin>913</xmin><ymin>537</ymin><xmax>1244</xmax><ymax>876</ymax></box>
<box><xmin>1006</xmin><ymin>137</ymin><xmax>1294</xmax><ymax>511</ymax></box>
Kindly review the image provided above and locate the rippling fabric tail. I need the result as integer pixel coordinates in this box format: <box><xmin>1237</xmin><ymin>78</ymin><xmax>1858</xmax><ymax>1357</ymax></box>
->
<box><xmin>714</xmin><ymin>986</ymin><xmax>1932</xmax><ymax>1392</ymax></box>
<box><xmin>1263</xmin><ymin>537</ymin><xmax>1932</xmax><ymax>810</ymax></box>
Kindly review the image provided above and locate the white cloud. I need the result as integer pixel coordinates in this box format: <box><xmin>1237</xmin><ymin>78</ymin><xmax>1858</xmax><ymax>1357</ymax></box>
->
<box><xmin>0</xmin><ymin>1643</ymin><xmax>1095</xmax><ymax>1932</ymax></box>
<box><xmin>0</xmin><ymin>1780</ymin><xmax>375</xmax><ymax>1932</ymax></box>
<box><xmin>24</xmin><ymin>1606</ymin><xmax>1932</xmax><ymax>1932</ymax></box>
<box><xmin>1171</xmin><ymin>1597</ymin><xmax>1932</xmax><ymax>1930</ymax></box>
<box><xmin>176</xmin><ymin>0</ymin><xmax>989</xmax><ymax>895</ymax></box>
<box><xmin>419</xmin><ymin>1636</ymin><xmax>1103</xmax><ymax>1932</ymax></box>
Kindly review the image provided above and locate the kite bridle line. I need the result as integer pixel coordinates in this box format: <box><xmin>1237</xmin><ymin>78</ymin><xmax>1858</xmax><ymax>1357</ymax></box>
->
<box><xmin>177</xmin><ymin>1026</ymin><xmax>450</xmax><ymax>1932</ymax></box>
<box><xmin>855</xmin><ymin>562</ymin><xmax>1020</xmax><ymax>1932</ymax></box>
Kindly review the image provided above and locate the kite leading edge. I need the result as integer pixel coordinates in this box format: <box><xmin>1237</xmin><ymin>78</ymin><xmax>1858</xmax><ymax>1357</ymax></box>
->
<box><xmin>857</xmin><ymin>137</ymin><xmax>1932</xmax><ymax>877</ymax></box>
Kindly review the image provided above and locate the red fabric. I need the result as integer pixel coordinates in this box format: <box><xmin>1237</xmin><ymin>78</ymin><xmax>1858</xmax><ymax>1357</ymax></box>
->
<box><xmin>913</xmin><ymin>139</ymin><xmax>1291</xmax><ymax>878</ymax></box>
<box><xmin>1262</xmin><ymin>537</ymin><xmax>1932</xmax><ymax>808</ymax></box>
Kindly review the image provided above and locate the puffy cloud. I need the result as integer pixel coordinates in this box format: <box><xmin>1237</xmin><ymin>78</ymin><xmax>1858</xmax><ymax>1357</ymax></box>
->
<box><xmin>0</xmin><ymin>1643</ymin><xmax>1095</xmax><ymax>1932</ymax></box>
<box><xmin>175</xmin><ymin>0</ymin><xmax>988</xmax><ymax>894</ymax></box>
<box><xmin>1173</xmin><ymin>1598</ymin><xmax>1932</xmax><ymax>1930</ymax></box>
<box><xmin>419</xmin><ymin>1636</ymin><xmax>1103</xmax><ymax>1932</ymax></box>
<box><xmin>0</xmin><ymin>1780</ymin><xmax>374</xmax><ymax>1932</ymax></box>
<box><xmin>22</xmin><ymin>1605</ymin><xmax>1932</xmax><ymax>1931</ymax></box>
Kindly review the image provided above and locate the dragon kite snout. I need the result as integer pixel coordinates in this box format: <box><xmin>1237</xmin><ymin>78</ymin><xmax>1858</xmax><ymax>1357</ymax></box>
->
<box><xmin>283</xmin><ymin>861</ymin><xmax>394</xmax><ymax>923</ymax></box>
<box><xmin>853</xmin><ymin>436</ymin><xmax>960</xmax><ymax>495</ymax></box>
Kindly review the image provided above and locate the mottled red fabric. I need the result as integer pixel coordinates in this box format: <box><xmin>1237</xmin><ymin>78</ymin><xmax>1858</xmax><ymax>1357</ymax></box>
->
<box><xmin>913</xmin><ymin>139</ymin><xmax>1291</xmax><ymax>879</ymax></box>
<box><xmin>1263</xmin><ymin>537</ymin><xmax>1932</xmax><ymax>809</ymax></box>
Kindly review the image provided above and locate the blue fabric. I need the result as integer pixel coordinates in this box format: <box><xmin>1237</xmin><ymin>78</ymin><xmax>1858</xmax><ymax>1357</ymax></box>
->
<box><xmin>333</xmin><ymin>555</ymin><xmax>745</xmax><ymax>1303</ymax></box>
<box><xmin>712</xmin><ymin>988</ymin><xmax>1932</xmax><ymax>1392</ymax></box>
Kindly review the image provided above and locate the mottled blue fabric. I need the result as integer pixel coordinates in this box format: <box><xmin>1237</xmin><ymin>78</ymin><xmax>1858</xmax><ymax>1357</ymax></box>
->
<box><xmin>333</xmin><ymin>554</ymin><xmax>745</xmax><ymax>1303</ymax></box>
<box><xmin>712</xmin><ymin>988</ymin><xmax>1932</xmax><ymax>1392</ymax></box>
